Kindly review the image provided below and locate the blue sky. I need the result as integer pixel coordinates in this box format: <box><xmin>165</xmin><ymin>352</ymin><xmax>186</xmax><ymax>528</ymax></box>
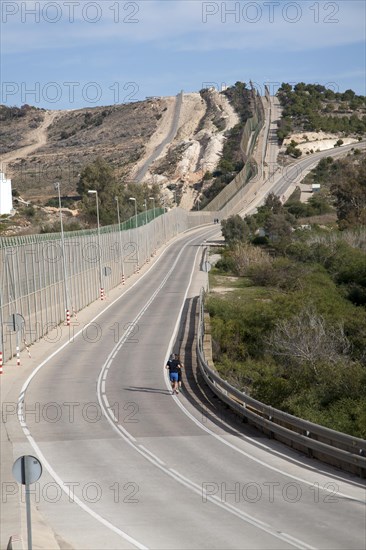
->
<box><xmin>1</xmin><ymin>0</ymin><xmax>365</xmax><ymax>109</ymax></box>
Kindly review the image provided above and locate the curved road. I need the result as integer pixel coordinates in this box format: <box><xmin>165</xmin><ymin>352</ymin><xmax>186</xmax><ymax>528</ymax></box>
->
<box><xmin>243</xmin><ymin>140</ymin><xmax>366</xmax><ymax>216</ymax></box>
<box><xmin>13</xmin><ymin>224</ymin><xmax>366</xmax><ymax>549</ymax></box>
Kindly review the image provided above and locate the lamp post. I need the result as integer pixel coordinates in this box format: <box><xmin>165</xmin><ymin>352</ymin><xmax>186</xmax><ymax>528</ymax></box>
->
<box><xmin>54</xmin><ymin>182</ymin><xmax>70</xmax><ymax>323</ymax></box>
<box><xmin>173</xmin><ymin>189</ymin><xmax>178</xmax><ymax>235</ymax></box>
<box><xmin>88</xmin><ymin>190</ymin><xmax>103</xmax><ymax>300</ymax></box>
<box><xmin>129</xmin><ymin>197</ymin><xmax>139</xmax><ymax>273</ymax></box>
<box><xmin>162</xmin><ymin>197</ymin><xmax>167</xmax><ymax>243</ymax></box>
<box><xmin>149</xmin><ymin>197</ymin><xmax>156</xmax><ymax>255</ymax></box>
<box><xmin>149</xmin><ymin>196</ymin><xmax>155</xmax><ymax>218</ymax></box>
<box><xmin>143</xmin><ymin>200</ymin><xmax>148</xmax><ymax>225</ymax></box>
<box><xmin>0</xmin><ymin>288</ymin><xmax>4</xmax><ymax>374</ymax></box>
<box><xmin>115</xmin><ymin>196</ymin><xmax>125</xmax><ymax>285</ymax></box>
<box><xmin>143</xmin><ymin>199</ymin><xmax>149</xmax><ymax>263</ymax></box>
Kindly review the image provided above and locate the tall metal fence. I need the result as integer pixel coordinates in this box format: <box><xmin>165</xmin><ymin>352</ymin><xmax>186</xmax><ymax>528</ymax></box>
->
<box><xmin>0</xmin><ymin>208</ymin><xmax>215</xmax><ymax>364</ymax></box>
<box><xmin>204</xmin><ymin>91</ymin><xmax>265</xmax><ymax>215</ymax></box>
<box><xmin>0</xmin><ymin>89</ymin><xmax>266</xmax><ymax>366</ymax></box>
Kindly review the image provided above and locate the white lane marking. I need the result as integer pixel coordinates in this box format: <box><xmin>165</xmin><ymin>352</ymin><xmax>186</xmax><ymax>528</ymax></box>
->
<box><xmin>97</xmin><ymin>235</ymin><xmax>315</xmax><ymax>550</ymax></box>
<box><xmin>19</xmin><ymin>432</ymin><xmax>148</xmax><ymax>550</ymax></box>
<box><xmin>16</xmin><ymin>226</ymin><xmax>215</xmax><ymax>550</ymax></box>
<box><xmin>169</xmin><ymin>383</ymin><xmax>365</xmax><ymax>503</ymax></box>
<box><xmin>169</xmin><ymin>468</ymin><xmax>315</xmax><ymax>550</ymax></box>
<box><xmin>138</xmin><ymin>445</ymin><xmax>166</xmax><ymax>467</ymax></box>
<box><xmin>117</xmin><ymin>424</ymin><xmax>136</xmax><ymax>442</ymax></box>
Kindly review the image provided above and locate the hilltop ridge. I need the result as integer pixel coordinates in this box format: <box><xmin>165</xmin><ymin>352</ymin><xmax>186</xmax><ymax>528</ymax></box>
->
<box><xmin>0</xmin><ymin>89</ymin><xmax>240</xmax><ymax>210</ymax></box>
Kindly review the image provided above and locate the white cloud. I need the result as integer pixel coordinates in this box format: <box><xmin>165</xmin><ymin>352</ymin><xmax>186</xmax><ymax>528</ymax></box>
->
<box><xmin>2</xmin><ymin>0</ymin><xmax>365</xmax><ymax>55</ymax></box>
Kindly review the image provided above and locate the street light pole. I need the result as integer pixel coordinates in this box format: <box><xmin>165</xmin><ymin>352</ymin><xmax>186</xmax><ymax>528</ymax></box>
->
<box><xmin>143</xmin><ymin>200</ymin><xmax>149</xmax><ymax>263</ymax></box>
<box><xmin>173</xmin><ymin>189</ymin><xmax>178</xmax><ymax>235</ymax></box>
<box><xmin>149</xmin><ymin>197</ymin><xmax>155</xmax><ymax>219</ymax></box>
<box><xmin>88</xmin><ymin>190</ymin><xmax>104</xmax><ymax>300</ymax></box>
<box><xmin>54</xmin><ymin>182</ymin><xmax>70</xmax><ymax>324</ymax></box>
<box><xmin>115</xmin><ymin>196</ymin><xmax>125</xmax><ymax>285</ymax></box>
<box><xmin>0</xmin><ymin>287</ymin><xmax>4</xmax><ymax>374</ymax></box>
<box><xmin>143</xmin><ymin>200</ymin><xmax>148</xmax><ymax>225</ymax></box>
<box><xmin>162</xmin><ymin>197</ymin><xmax>167</xmax><ymax>243</ymax></box>
<box><xmin>149</xmin><ymin>197</ymin><xmax>156</xmax><ymax>255</ymax></box>
<box><xmin>129</xmin><ymin>197</ymin><xmax>139</xmax><ymax>273</ymax></box>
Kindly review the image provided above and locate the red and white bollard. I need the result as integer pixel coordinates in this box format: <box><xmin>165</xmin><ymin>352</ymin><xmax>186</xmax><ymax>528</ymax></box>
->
<box><xmin>0</xmin><ymin>351</ymin><xmax>3</xmax><ymax>375</ymax></box>
<box><xmin>23</xmin><ymin>339</ymin><xmax>31</xmax><ymax>359</ymax></box>
<box><xmin>16</xmin><ymin>346</ymin><xmax>20</xmax><ymax>366</ymax></box>
<box><xmin>122</xmin><ymin>274</ymin><xmax>125</xmax><ymax>285</ymax></box>
<box><xmin>100</xmin><ymin>288</ymin><xmax>105</xmax><ymax>301</ymax></box>
<box><xmin>66</xmin><ymin>309</ymin><xmax>71</xmax><ymax>326</ymax></box>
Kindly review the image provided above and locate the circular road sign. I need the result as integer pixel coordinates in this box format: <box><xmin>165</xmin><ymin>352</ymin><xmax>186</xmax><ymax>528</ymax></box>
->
<box><xmin>12</xmin><ymin>455</ymin><xmax>42</xmax><ymax>485</ymax></box>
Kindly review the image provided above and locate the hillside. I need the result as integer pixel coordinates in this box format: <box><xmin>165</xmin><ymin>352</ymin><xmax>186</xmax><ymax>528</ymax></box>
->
<box><xmin>0</xmin><ymin>104</ymin><xmax>46</xmax><ymax>154</ymax></box>
<box><xmin>0</xmin><ymin>88</ymin><xmax>243</xmax><ymax>209</ymax></box>
<box><xmin>276</xmin><ymin>84</ymin><xmax>366</xmax><ymax>155</ymax></box>
<box><xmin>0</xmin><ymin>99</ymin><xmax>168</xmax><ymax>201</ymax></box>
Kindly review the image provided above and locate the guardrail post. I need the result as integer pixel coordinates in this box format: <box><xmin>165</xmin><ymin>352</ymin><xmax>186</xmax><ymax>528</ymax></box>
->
<box><xmin>305</xmin><ymin>430</ymin><xmax>313</xmax><ymax>458</ymax></box>
<box><xmin>268</xmin><ymin>412</ymin><xmax>274</xmax><ymax>439</ymax></box>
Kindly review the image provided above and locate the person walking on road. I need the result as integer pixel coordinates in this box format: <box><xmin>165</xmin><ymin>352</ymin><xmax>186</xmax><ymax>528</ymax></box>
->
<box><xmin>166</xmin><ymin>354</ymin><xmax>181</xmax><ymax>394</ymax></box>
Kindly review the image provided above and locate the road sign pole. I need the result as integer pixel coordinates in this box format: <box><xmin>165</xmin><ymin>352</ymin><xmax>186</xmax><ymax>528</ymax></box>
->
<box><xmin>13</xmin><ymin>455</ymin><xmax>42</xmax><ymax>550</ymax></box>
<box><xmin>16</xmin><ymin>326</ymin><xmax>20</xmax><ymax>366</ymax></box>
<box><xmin>21</xmin><ymin>456</ymin><xmax>33</xmax><ymax>550</ymax></box>
<box><xmin>25</xmin><ymin>480</ymin><xmax>32</xmax><ymax>550</ymax></box>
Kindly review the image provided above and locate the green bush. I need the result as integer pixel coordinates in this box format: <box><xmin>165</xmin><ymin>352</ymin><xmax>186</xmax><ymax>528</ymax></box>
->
<box><xmin>206</xmin><ymin>219</ymin><xmax>366</xmax><ymax>436</ymax></box>
<box><xmin>215</xmin><ymin>255</ymin><xmax>236</xmax><ymax>273</ymax></box>
<box><xmin>285</xmin><ymin>201</ymin><xmax>309</xmax><ymax>218</ymax></box>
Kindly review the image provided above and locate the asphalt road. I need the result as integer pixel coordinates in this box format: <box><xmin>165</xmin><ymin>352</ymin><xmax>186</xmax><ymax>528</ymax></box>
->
<box><xmin>242</xmin><ymin>140</ymin><xmax>366</xmax><ymax>216</ymax></box>
<box><xmin>12</xmin><ymin>223</ymin><xmax>366</xmax><ymax>550</ymax></box>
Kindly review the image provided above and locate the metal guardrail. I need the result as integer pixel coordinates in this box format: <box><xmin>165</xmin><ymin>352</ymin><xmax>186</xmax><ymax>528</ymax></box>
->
<box><xmin>196</xmin><ymin>289</ymin><xmax>366</xmax><ymax>477</ymax></box>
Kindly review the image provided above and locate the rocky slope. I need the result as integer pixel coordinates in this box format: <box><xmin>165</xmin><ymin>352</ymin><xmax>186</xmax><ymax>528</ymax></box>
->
<box><xmin>0</xmin><ymin>89</ymin><xmax>239</xmax><ymax>210</ymax></box>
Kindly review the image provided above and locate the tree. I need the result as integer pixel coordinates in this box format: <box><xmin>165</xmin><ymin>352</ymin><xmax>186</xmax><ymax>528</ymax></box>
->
<box><xmin>264</xmin><ymin>212</ymin><xmax>293</xmax><ymax>242</ymax></box>
<box><xmin>77</xmin><ymin>157</ymin><xmax>116</xmax><ymax>197</ymax></box>
<box><xmin>221</xmin><ymin>215</ymin><xmax>249</xmax><ymax>244</ymax></box>
<box><xmin>264</xmin><ymin>193</ymin><xmax>283</xmax><ymax>214</ymax></box>
<box><xmin>77</xmin><ymin>158</ymin><xmax>162</xmax><ymax>226</ymax></box>
<box><xmin>246</xmin><ymin>192</ymin><xmax>294</xmax><ymax>235</ymax></box>
<box><xmin>331</xmin><ymin>156</ymin><xmax>366</xmax><ymax>228</ymax></box>
<box><xmin>78</xmin><ymin>157</ymin><xmax>119</xmax><ymax>225</ymax></box>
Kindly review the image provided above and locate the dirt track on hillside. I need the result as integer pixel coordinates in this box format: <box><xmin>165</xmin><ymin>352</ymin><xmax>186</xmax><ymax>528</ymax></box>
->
<box><xmin>0</xmin><ymin>111</ymin><xmax>62</xmax><ymax>172</ymax></box>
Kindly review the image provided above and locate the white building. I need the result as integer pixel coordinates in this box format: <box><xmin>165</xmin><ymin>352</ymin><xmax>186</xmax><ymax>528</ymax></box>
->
<box><xmin>0</xmin><ymin>172</ymin><xmax>13</xmax><ymax>214</ymax></box>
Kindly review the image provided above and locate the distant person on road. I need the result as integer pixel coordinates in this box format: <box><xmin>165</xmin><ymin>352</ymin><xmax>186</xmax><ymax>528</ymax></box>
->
<box><xmin>166</xmin><ymin>354</ymin><xmax>179</xmax><ymax>394</ymax></box>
